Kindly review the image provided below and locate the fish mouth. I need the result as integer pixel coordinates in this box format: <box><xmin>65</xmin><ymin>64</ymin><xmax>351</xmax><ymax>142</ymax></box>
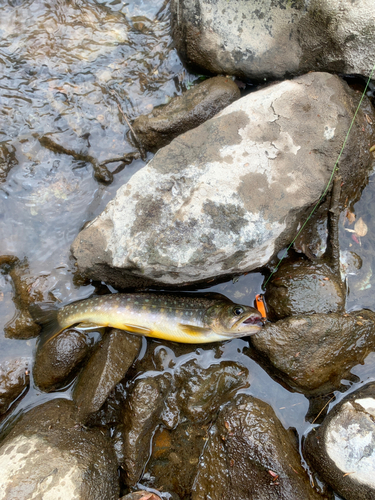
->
<box><xmin>231</xmin><ymin>313</ymin><xmax>264</xmax><ymax>337</ymax></box>
<box><xmin>242</xmin><ymin>315</ymin><xmax>264</xmax><ymax>327</ymax></box>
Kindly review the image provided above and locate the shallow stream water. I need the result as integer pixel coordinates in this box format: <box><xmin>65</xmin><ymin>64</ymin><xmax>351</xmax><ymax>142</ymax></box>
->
<box><xmin>1</xmin><ymin>0</ymin><xmax>375</xmax><ymax>498</ymax></box>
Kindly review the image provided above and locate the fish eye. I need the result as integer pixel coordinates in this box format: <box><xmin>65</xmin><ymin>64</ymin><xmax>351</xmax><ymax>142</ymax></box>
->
<box><xmin>233</xmin><ymin>307</ymin><xmax>244</xmax><ymax>316</ymax></box>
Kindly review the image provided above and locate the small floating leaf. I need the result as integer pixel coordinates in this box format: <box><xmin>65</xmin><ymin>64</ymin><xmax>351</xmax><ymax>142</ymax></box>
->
<box><xmin>346</xmin><ymin>209</ymin><xmax>355</xmax><ymax>224</ymax></box>
<box><xmin>369</xmin><ymin>144</ymin><xmax>375</xmax><ymax>153</ymax></box>
<box><xmin>354</xmin><ymin>217</ymin><xmax>368</xmax><ymax>237</ymax></box>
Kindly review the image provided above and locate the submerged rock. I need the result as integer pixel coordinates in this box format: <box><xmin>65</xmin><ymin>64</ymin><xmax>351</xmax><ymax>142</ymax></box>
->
<box><xmin>0</xmin><ymin>143</ymin><xmax>18</xmax><ymax>183</ymax></box>
<box><xmin>0</xmin><ymin>256</ymin><xmax>41</xmax><ymax>339</ymax></box>
<box><xmin>132</xmin><ymin>76</ymin><xmax>240</xmax><ymax>152</ymax></box>
<box><xmin>0</xmin><ymin>399</ymin><xmax>119</xmax><ymax>500</ymax></box>
<box><xmin>171</xmin><ymin>0</ymin><xmax>375</xmax><ymax>81</ymax></box>
<box><xmin>0</xmin><ymin>358</ymin><xmax>30</xmax><ymax>416</ymax></box>
<box><xmin>73</xmin><ymin>329</ymin><xmax>142</xmax><ymax>423</ymax></box>
<box><xmin>72</xmin><ymin>72</ymin><xmax>375</xmax><ymax>289</ymax></box>
<box><xmin>192</xmin><ymin>394</ymin><xmax>324</xmax><ymax>500</ymax></box>
<box><xmin>304</xmin><ymin>382</ymin><xmax>375</xmax><ymax>500</ymax></box>
<box><xmin>251</xmin><ymin>309</ymin><xmax>375</xmax><ymax>395</ymax></box>
<box><xmin>143</xmin><ymin>422</ymin><xmax>208</xmax><ymax>499</ymax></box>
<box><xmin>33</xmin><ymin>328</ymin><xmax>93</xmax><ymax>392</ymax></box>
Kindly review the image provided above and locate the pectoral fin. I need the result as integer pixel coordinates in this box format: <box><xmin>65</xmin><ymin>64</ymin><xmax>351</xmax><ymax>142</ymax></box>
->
<box><xmin>179</xmin><ymin>324</ymin><xmax>212</xmax><ymax>336</ymax></box>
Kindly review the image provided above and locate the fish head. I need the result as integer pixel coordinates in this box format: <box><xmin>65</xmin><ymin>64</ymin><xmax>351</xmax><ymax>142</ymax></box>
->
<box><xmin>205</xmin><ymin>301</ymin><xmax>263</xmax><ymax>338</ymax></box>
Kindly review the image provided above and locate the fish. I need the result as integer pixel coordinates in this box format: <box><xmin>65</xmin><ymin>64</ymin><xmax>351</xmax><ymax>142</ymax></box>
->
<box><xmin>35</xmin><ymin>292</ymin><xmax>264</xmax><ymax>345</ymax></box>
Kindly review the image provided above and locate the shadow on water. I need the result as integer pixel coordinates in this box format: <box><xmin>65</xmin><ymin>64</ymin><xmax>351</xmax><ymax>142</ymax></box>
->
<box><xmin>1</xmin><ymin>1</ymin><xmax>375</xmax><ymax>498</ymax></box>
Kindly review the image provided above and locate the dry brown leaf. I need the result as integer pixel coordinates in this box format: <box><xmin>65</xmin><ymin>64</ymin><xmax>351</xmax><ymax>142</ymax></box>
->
<box><xmin>139</xmin><ymin>494</ymin><xmax>161</xmax><ymax>500</ymax></box>
<box><xmin>346</xmin><ymin>209</ymin><xmax>356</xmax><ymax>225</ymax></box>
<box><xmin>354</xmin><ymin>217</ymin><xmax>368</xmax><ymax>237</ymax></box>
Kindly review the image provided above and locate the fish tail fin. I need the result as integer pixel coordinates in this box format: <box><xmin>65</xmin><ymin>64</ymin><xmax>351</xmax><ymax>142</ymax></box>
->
<box><xmin>29</xmin><ymin>305</ymin><xmax>64</xmax><ymax>347</ymax></box>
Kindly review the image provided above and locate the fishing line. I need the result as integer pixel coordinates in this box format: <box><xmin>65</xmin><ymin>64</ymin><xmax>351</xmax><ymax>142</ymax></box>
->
<box><xmin>262</xmin><ymin>65</ymin><xmax>375</xmax><ymax>289</ymax></box>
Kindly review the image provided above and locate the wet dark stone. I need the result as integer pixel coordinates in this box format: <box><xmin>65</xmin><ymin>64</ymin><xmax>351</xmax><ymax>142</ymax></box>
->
<box><xmin>120</xmin><ymin>373</ymin><xmax>172</xmax><ymax>487</ymax></box>
<box><xmin>173</xmin><ymin>358</ymin><xmax>249</xmax><ymax>423</ymax></box>
<box><xmin>251</xmin><ymin>309</ymin><xmax>375</xmax><ymax>396</ymax></box>
<box><xmin>0</xmin><ymin>399</ymin><xmax>119</xmax><ymax>499</ymax></box>
<box><xmin>264</xmin><ymin>259</ymin><xmax>345</xmax><ymax>321</ymax></box>
<box><xmin>33</xmin><ymin>328</ymin><xmax>93</xmax><ymax>392</ymax></box>
<box><xmin>84</xmin><ymin>380</ymin><xmax>127</xmax><ymax>429</ymax></box>
<box><xmin>118</xmin><ymin>344</ymin><xmax>258</xmax><ymax>496</ymax></box>
<box><xmin>73</xmin><ymin>329</ymin><xmax>142</xmax><ymax>423</ymax></box>
<box><xmin>192</xmin><ymin>393</ymin><xmax>325</xmax><ymax>500</ymax></box>
<box><xmin>0</xmin><ymin>358</ymin><xmax>30</xmax><ymax>416</ymax></box>
<box><xmin>306</xmin><ymin>393</ymin><xmax>337</xmax><ymax>425</ymax></box>
<box><xmin>304</xmin><ymin>382</ymin><xmax>375</xmax><ymax>500</ymax></box>
<box><xmin>132</xmin><ymin>76</ymin><xmax>240</xmax><ymax>152</ymax></box>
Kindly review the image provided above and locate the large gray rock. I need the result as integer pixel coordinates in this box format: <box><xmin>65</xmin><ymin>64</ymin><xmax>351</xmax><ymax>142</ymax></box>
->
<box><xmin>171</xmin><ymin>0</ymin><xmax>375</xmax><ymax>81</ymax></box>
<box><xmin>304</xmin><ymin>382</ymin><xmax>375</xmax><ymax>500</ymax></box>
<box><xmin>0</xmin><ymin>399</ymin><xmax>119</xmax><ymax>500</ymax></box>
<box><xmin>72</xmin><ymin>72</ymin><xmax>375</xmax><ymax>288</ymax></box>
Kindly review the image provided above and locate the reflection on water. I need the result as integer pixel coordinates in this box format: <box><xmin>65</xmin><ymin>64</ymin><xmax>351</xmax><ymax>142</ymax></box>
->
<box><xmin>343</xmin><ymin>169</ymin><xmax>375</xmax><ymax>310</ymax></box>
<box><xmin>1</xmin><ymin>1</ymin><xmax>375</xmax><ymax>496</ymax></box>
<box><xmin>0</xmin><ymin>0</ymin><xmax>190</xmax><ymax>357</ymax></box>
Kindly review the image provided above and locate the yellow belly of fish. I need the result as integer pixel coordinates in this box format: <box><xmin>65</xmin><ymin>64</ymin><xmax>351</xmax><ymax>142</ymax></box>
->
<box><xmin>62</xmin><ymin>310</ymin><xmax>226</xmax><ymax>344</ymax></box>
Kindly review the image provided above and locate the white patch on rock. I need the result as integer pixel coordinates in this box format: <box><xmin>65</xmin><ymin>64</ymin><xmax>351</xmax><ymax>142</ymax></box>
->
<box><xmin>356</xmin><ymin>398</ymin><xmax>375</xmax><ymax>417</ymax></box>
<box><xmin>0</xmin><ymin>435</ymin><xmax>81</xmax><ymax>500</ymax></box>
<box><xmin>273</xmin><ymin>131</ymin><xmax>301</xmax><ymax>156</ymax></box>
<box><xmin>325</xmin><ymin>402</ymin><xmax>375</xmax><ymax>488</ymax></box>
<box><xmin>324</xmin><ymin>126</ymin><xmax>336</xmax><ymax>140</ymax></box>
